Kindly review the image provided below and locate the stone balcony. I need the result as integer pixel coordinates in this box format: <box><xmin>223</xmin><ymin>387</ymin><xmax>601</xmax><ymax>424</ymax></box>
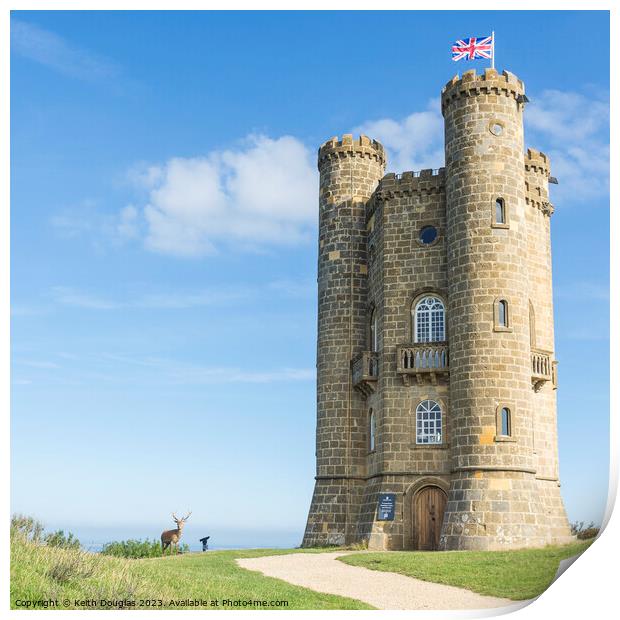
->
<box><xmin>531</xmin><ymin>349</ymin><xmax>557</xmax><ymax>391</ymax></box>
<box><xmin>351</xmin><ymin>351</ymin><xmax>378</xmax><ymax>397</ymax></box>
<box><xmin>396</xmin><ymin>342</ymin><xmax>449</xmax><ymax>385</ymax></box>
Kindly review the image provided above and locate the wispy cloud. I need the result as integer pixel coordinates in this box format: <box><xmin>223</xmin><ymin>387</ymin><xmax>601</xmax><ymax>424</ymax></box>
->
<box><xmin>564</xmin><ymin>328</ymin><xmax>609</xmax><ymax>342</ymax></box>
<box><xmin>12</xmin><ymin>378</ymin><xmax>33</xmax><ymax>386</ymax></box>
<box><xmin>354</xmin><ymin>87</ymin><xmax>609</xmax><ymax>207</ymax></box>
<box><xmin>50</xmin><ymin>286</ymin><xmax>254</xmax><ymax>311</ymax></box>
<box><xmin>56</xmin><ymin>85</ymin><xmax>605</xmax><ymax>263</ymax></box>
<box><xmin>100</xmin><ymin>353</ymin><xmax>315</xmax><ymax>385</ymax></box>
<box><xmin>525</xmin><ymin>89</ymin><xmax>609</xmax><ymax>204</ymax></box>
<box><xmin>123</xmin><ymin>134</ymin><xmax>317</xmax><ymax>258</ymax></box>
<box><xmin>11</xmin><ymin>19</ymin><xmax>120</xmax><ymax>83</ymax></box>
<box><xmin>49</xmin><ymin>279</ymin><xmax>314</xmax><ymax>311</ymax></box>
<box><xmin>14</xmin><ymin>359</ymin><xmax>61</xmax><ymax>370</ymax></box>
<box><xmin>10</xmin><ymin>304</ymin><xmax>50</xmax><ymax>317</ymax></box>
<box><xmin>555</xmin><ymin>281</ymin><xmax>609</xmax><ymax>302</ymax></box>
<box><xmin>50</xmin><ymin>200</ymin><xmax>123</xmax><ymax>255</ymax></box>
<box><xmin>266</xmin><ymin>279</ymin><xmax>314</xmax><ymax>299</ymax></box>
<box><xmin>352</xmin><ymin>98</ymin><xmax>444</xmax><ymax>173</ymax></box>
<box><xmin>50</xmin><ymin>287</ymin><xmax>122</xmax><ymax>310</ymax></box>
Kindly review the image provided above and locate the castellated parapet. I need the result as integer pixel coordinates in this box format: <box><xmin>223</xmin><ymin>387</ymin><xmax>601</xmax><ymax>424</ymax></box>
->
<box><xmin>318</xmin><ymin>134</ymin><xmax>386</xmax><ymax>167</ymax></box>
<box><xmin>302</xmin><ymin>68</ymin><xmax>572</xmax><ymax>551</ymax></box>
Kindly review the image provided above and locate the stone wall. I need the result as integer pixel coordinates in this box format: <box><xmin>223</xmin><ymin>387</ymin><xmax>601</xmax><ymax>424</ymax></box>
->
<box><xmin>303</xmin><ymin>69</ymin><xmax>572</xmax><ymax>551</ymax></box>
<box><xmin>302</xmin><ymin>135</ymin><xmax>385</xmax><ymax>547</ymax></box>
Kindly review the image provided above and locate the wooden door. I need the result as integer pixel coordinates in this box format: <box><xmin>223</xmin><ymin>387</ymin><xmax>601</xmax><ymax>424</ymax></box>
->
<box><xmin>414</xmin><ymin>486</ymin><xmax>447</xmax><ymax>551</ymax></box>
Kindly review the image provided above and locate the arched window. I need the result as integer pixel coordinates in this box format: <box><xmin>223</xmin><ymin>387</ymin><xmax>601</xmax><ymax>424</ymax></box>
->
<box><xmin>498</xmin><ymin>300</ymin><xmax>508</xmax><ymax>327</ymax></box>
<box><xmin>369</xmin><ymin>308</ymin><xmax>378</xmax><ymax>352</ymax></box>
<box><xmin>415</xmin><ymin>400</ymin><xmax>442</xmax><ymax>445</ymax></box>
<box><xmin>529</xmin><ymin>301</ymin><xmax>536</xmax><ymax>347</ymax></box>
<box><xmin>414</xmin><ymin>296</ymin><xmax>445</xmax><ymax>343</ymax></box>
<box><xmin>495</xmin><ymin>198</ymin><xmax>506</xmax><ymax>224</ymax></box>
<box><xmin>369</xmin><ymin>409</ymin><xmax>376</xmax><ymax>452</ymax></box>
<box><xmin>500</xmin><ymin>407</ymin><xmax>511</xmax><ymax>437</ymax></box>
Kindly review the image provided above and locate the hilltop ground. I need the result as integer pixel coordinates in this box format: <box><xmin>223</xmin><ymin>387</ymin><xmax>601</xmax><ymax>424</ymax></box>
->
<box><xmin>10</xmin><ymin>531</ymin><xmax>592</xmax><ymax>610</ymax></box>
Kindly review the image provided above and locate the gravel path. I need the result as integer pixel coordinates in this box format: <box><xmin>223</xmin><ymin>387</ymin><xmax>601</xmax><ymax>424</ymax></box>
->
<box><xmin>237</xmin><ymin>552</ymin><xmax>524</xmax><ymax>611</ymax></box>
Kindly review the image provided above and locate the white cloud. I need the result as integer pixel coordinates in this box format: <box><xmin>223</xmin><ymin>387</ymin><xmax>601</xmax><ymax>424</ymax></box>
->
<box><xmin>555</xmin><ymin>281</ymin><xmax>609</xmax><ymax>302</ymax></box>
<box><xmin>11</xmin><ymin>19</ymin><xmax>119</xmax><ymax>82</ymax></box>
<box><xmin>564</xmin><ymin>328</ymin><xmax>609</xmax><ymax>342</ymax></box>
<box><xmin>51</xmin><ymin>200</ymin><xmax>121</xmax><ymax>253</ymax></box>
<box><xmin>105</xmin><ymin>87</ymin><xmax>605</xmax><ymax>261</ymax></box>
<box><xmin>15</xmin><ymin>360</ymin><xmax>61</xmax><ymax>370</ymax></box>
<box><xmin>117</xmin><ymin>205</ymin><xmax>140</xmax><ymax>239</ymax></box>
<box><xmin>127</xmin><ymin>135</ymin><xmax>317</xmax><ymax>257</ymax></box>
<box><xmin>51</xmin><ymin>287</ymin><xmax>122</xmax><ymax>310</ymax></box>
<box><xmin>99</xmin><ymin>353</ymin><xmax>315</xmax><ymax>385</ymax></box>
<box><xmin>526</xmin><ymin>90</ymin><xmax>608</xmax><ymax>144</ymax></box>
<box><xmin>352</xmin><ymin>98</ymin><xmax>444</xmax><ymax>173</ymax></box>
<box><xmin>49</xmin><ymin>279</ymin><xmax>315</xmax><ymax>310</ymax></box>
<box><xmin>525</xmin><ymin>89</ymin><xmax>609</xmax><ymax>203</ymax></box>
<box><xmin>354</xmin><ymin>88</ymin><xmax>609</xmax><ymax>206</ymax></box>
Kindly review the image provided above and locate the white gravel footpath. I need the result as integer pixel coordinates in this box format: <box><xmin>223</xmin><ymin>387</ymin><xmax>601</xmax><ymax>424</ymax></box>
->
<box><xmin>237</xmin><ymin>551</ymin><xmax>527</xmax><ymax>611</ymax></box>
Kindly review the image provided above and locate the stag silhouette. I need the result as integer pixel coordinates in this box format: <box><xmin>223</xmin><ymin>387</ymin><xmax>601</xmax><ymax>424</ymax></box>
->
<box><xmin>161</xmin><ymin>511</ymin><xmax>191</xmax><ymax>554</ymax></box>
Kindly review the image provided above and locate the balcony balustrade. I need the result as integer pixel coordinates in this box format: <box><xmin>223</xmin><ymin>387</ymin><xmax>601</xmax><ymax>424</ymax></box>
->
<box><xmin>531</xmin><ymin>349</ymin><xmax>556</xmax><ymax>391</ymax></box>
<box><xmin>354</xmin><ymin>343</ymin><xmax>555</xmax><ymax>391</ymax></box>
<box><xmin>396</xmin><ymin>342</ymin><xmax>449</xmax><ymax>385</ymax></box>
<box><xmin>351</xmin><ymin>351</ymin><xmax>379</xmax><ymax>397</ymax></box>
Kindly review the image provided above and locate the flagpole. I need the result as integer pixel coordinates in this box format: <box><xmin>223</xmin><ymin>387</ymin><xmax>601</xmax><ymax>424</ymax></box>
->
<box><xmin>491</xmin><ymin>31</ymin><xmax>495</xmax><ymax>69</ymax></box>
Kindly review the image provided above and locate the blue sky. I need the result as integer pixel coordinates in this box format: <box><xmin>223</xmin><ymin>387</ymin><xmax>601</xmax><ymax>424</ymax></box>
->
<box><xmin>10</xmin><ymin>11</ymin><xmax>609</xmax><ymax>548</ymax></box>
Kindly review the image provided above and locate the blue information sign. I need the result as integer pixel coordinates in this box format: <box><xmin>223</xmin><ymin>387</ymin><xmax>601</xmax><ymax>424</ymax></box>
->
<box><xmin>377</xmin><ymin>493</ymin><xmax>396</xmax><ymax>521</ymax></box>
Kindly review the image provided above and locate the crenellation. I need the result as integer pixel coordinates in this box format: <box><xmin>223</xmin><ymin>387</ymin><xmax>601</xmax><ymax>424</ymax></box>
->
<box><xmin>318</xmin><ymin>134</ymin><xmax>386</xmax><ymax>168</ymax></box>
<box><xmin>303</xmin><ymin>68</ymin><xmax>572</xmax><ymax>551</ymax></box>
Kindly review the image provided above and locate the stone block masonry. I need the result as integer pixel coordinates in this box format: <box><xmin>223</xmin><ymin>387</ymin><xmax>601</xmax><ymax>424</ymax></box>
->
<box><xmin>302</xmin><ymin>69</ymin><xmax>572</xmax><ymax>551</ymax></box>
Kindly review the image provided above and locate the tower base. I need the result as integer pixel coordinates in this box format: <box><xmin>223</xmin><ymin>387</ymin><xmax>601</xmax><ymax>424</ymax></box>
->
<box><xmin>302</xmin><ymin>478</ymin><xmax>364</xmax><ymax>547</ymax></box>
<box><xmin>440</xmin><ymin>471</ymin><xmax>574</xmax><ymax>551</ymax></box>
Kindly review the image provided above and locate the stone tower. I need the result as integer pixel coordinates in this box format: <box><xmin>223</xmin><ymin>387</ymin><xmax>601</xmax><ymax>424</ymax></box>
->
<box><xmin>302</xmin><ymin>68</ymin><xmax>573</xmax><ymax>551</ymax></box>
<box><xmin>302</xmin><ymin>136</ymin><xmax>386</xmax><ymax>547</ymax></box>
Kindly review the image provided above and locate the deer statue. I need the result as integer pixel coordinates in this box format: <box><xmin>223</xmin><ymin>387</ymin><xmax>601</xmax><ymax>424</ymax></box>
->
<box><xmin>161</xmin><ymin>511</ymin><xmax>191</xmax><ymax>554</ymax></box>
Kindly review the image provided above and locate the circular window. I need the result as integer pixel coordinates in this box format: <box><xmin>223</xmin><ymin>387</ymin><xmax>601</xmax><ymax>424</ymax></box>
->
<box><xmin>489</xmin><ymin>122</ymin><xmax>504</xmax><ymax>136</ymax></box>
<box><xmin>419</xmin><ymin>225</ymin><xmax>438</xmax><ymax>245</ymax></box>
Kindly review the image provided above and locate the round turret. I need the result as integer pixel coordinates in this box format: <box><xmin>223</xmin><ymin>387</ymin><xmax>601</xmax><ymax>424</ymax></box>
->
<box><xmin>441</xmin><ymin>68</ymin><xmax>546</xmax><ymax>550</ymax></box>
<box><xmin>303</xmin><ymin>134</ymin><xmax>385</xmax><ymax>547</ymax></box>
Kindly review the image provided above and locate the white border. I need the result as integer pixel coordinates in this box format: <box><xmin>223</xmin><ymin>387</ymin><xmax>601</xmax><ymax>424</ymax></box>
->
<box><xmin>3</xmin><ymin>2</ymin><xmax>616</xmax><ymax>619</ymax></box>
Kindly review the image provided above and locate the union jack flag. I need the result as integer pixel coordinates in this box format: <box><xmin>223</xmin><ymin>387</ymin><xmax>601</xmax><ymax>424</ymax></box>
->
<box><xmin>451</xmin><ymin>35</ymin><xmax>493</xmax><ymax>62</ymax></box>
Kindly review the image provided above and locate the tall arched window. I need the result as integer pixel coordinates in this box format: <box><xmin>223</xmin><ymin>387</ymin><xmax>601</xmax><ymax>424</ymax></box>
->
<box><xmin>369</xmin><ymin>409</ymin><xmax>376</xmax><ymax>452</ymax></box>
<box><xmin>415</xmin><ymin>400</ymin><xmax>442</xmax><ymax>445</ymax></box>
<box><xmin>414</xmin><ymin>296</ymin><xmax>445</xmax><ymax>343</ymax></box>
<box><xmin>369</xmin><ymin>308</ymin><xmax>378</xmax><ymax>352</ymax></box>
<box><xmin>500</xmin><ymin>407</ymin><xmax>511</xmax><ymax>437</ymax></box>
<box><xmin>495</xmin><ymin>198</ymin><xmax>506</xmax><ymax>224</ymax></box>
<box><xmin>529</xmin><ymin>301</ymin><xmax>536</xmax><ymax>347</ymax></box>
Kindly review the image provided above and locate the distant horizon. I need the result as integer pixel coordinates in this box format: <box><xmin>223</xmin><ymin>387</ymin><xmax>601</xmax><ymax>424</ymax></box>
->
<box><xmin>36</xmin><ymin>521</ymin><xmax>303</xmax><ymax>552</ymax></box>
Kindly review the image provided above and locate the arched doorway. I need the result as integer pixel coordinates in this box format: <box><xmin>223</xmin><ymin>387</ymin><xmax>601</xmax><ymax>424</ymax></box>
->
<box><xmin>413</xmin><ymin>486</ymin><xmax>447</xmax><ymax>551</ymax></box>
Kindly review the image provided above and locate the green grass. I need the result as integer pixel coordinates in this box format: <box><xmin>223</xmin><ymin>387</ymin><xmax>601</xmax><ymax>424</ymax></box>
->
<box><xmin>339</xmin><ymin>540</ymin><xmax>593</xmax><ymax>600</ymax></box>
<box><xmin>101</xmin><ymin>538</ymin><xmax>189</xmax><ymax>559</ymax></box>
<box><xmin>11</xmin><ymin>535</ymin><xmax>372</xmax><ymax>610</ymax></box>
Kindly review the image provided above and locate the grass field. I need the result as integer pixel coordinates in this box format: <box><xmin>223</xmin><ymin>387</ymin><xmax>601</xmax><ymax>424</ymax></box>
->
<box><xmin>11</xmin><ymin>526</ymin><xmax>594</xmax><ymax>609</ymax></box>
<box><xmin>11</xmin><ymin>535</ymin><xmax>372</xmax><ymax>610</ymax></box>
<box><xmin>340</xmin><ymin>540</ymin><xmax>593</xmax><ymax>600</ymax></box>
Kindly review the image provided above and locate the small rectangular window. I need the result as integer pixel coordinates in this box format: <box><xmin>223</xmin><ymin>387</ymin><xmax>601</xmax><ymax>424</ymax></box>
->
<box><xmin>495</xmin><ymin>198</ymin><xmax>505</xmax><ymax>224</ymax></box>
<box><xmin>495</xmin><ymin>404</ymin><xmax>516</xmax><ymax>442</ymax></box>
<box><xmin>501</xmin><ymin>408</ymin><xmax>511</xmax><ymax>436</ymax></box>
<box><xmin>498</xmin><ymin>300</ymin><xmax>507</xmax><ymax>327</ymax></box>
<box><xmin>494</xmin><ymin>298</ymin><xmax>512</xmax><ymax>332</ymax></box>
<box><xmin>492</xmin><ymin>198</ymin><xmax>509</xmax><ymax>228</ymax></box>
